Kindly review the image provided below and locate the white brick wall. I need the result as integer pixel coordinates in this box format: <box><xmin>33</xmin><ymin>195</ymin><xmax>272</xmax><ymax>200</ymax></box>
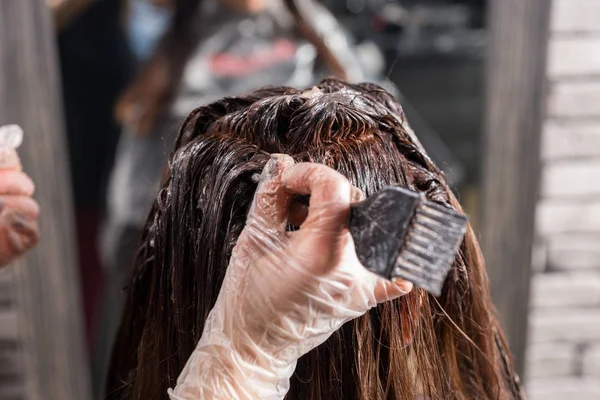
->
<box><xmin>548</xmin><ymin>81</ymin><xmax>600</xmax><ymax>118</ymax></box>
<box><xmin>531</xmin><ymin>273</ymin><xmax>600</xmax><ymax>308</ymax></box>
<box><xmin>526</xmin><ymin>343</ymin><xmax>577</xmax><ymax>378</ymax></box>
<box><xmin>548</xmin><ymin>37</ymin><xmax>600</xmax><ymax>77</ymax></box>
<box><xmin>547</xmin><ymin>234</ymin><xmax>600</xmax><ymax>270</ymax></box>
<box><xmin>542</xmin><ymin>161</ymin><xmax>600</xmax><ymax>198</ymax></box>
<box><xmin>537</xmin><ymin>201</ymin><xmax>600</xmax><ymax>234</ymax></box>
<box><xmin>529</xmin><ymin>310</ymin><xmax>600</xmax><ymax>343</ymax></box>
<box><xmin>527</xmin><ymin>1</ymin><xmax>600</xmax><ymax>394</ymax></box>
<box><xmin>582</xmin><ymin>345</ymin><xmax>600</xmax><ymax>378</ymax></box>
<box><xmin>551</xmin><ymin>0</ymin><xmax>600</xmax><ymax>34</ymax></box>
<box><xmin>542</xmin><ymin>122</ymin><xmax>600</xmax><ymax>160</ymax></box>
<box><xmin>528</xmin><ymin>378</ymin><xmax>600</xmax><ymax>400</ymax></box>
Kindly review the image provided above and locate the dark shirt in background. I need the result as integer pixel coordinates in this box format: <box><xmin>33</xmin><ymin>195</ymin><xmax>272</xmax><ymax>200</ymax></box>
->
<box><xmin>57</xmin><ymin>0</ymin><xmax>133</xmax><ymax>349</ymax></box>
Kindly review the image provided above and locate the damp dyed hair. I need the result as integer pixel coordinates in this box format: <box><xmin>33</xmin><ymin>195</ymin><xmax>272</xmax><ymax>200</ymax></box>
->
<box><xmin>106</xmin><ymin>79</ymin><xmax>524</xmax><ymax>399</ymax></box>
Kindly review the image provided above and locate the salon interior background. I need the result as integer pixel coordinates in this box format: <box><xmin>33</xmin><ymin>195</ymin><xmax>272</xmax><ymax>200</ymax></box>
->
<box><xmin>0</xmin><ymin>0</ymin><xmax>599</xmax><ymax>399</ymax></box>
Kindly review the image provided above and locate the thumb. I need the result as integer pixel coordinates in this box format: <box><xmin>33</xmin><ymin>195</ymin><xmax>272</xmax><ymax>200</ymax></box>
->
<box><xmin>0</xmin><ymin>148</ymin><xmax>22</xmax><ymax>171</ymax></box>
<box><xmin>373</xmin><ymin>278</ymin><xmax>413</xmax><ymax>304</ymax></box>
<box><xmin>236</xmin><ymin>154</ymin><xmax>294</xmax><ymax>260</ymax></box>
<box><xmin>0</xmin><ymin>124</ymin><xmax>24</xmax><ymax>171</ymax></box>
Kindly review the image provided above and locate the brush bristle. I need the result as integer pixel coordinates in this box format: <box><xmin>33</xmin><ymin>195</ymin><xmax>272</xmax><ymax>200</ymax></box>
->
<box><xmin>392</xmin><ymin>201</ymin><xmax>468</xmax><ymax>296</ymax></box>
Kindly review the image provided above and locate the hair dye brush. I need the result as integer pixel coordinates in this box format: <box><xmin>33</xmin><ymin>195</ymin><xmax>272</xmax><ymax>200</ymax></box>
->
<box><xmin>294</xmin><ymin>186</ymin><xmax>468</xmax><ymax>296</ymax></box>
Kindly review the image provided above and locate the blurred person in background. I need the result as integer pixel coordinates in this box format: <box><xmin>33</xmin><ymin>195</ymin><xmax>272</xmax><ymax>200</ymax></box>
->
<box><xmin>94</xmin><ymin>0</ymin><xmax>369</xmax><ymax>396</ymax></box>
<box><xmin>91</xmin><ymin>0</ymin><xmax>170</xmax><ymax>393</ymax></box>
<box><xmin>0</xmin><ymin>144</ymin><xmax>40</xmax><ymax>268</ymax></box>
<box><xmin>49</xmin><ymin>0</ymin><xmax>134</xmax><ymax>350</ymax></box>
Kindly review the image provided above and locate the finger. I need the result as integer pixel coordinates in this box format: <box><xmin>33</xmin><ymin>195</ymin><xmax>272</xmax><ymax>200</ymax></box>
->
<box><xmin>6</xmin><ymin>214</ymin><xmax>40</xmax><ymax>254</ymax></box>
<box><xmin>373</xmin><ymin>278</ymin><xmax>413</xmax><ymax>303</ymax></box>
<box><xmin>0</xmin><ymin>148</ymin><xmax>22</xmax><ymax>171</ymax></box>
<box><xmin>247</xmin><ymin>154</ymin><xmax>295</xmax><ymax>231</ymax></box>
<box><xmin>0</xmin><ymin>195</ymin><xmax>40</xmax><ymax>218</ymax></box>
<box><xmin>0</xmin><ymin>213</ymin><xmax>39</xmax><ymax>267</ymax></box>
<box><xmin>351</xmin><ymin>186</ymin><xmax>365</xmax><ymax>203</ymax></box>
<box><xmin>287</xmin><ymin>185</ymin><xmax>362</xmax><ymax>227</ymax></box>
<box><xmin>282</xmin><ymin>162</ymin><xmax>351</xmax><ymax>222</ymax></box>
<box><xmin>282</xmin><ymin>163</ymin><xmax>352</xmax><ymax>270</ymax></box>
<box><xmin>0</xmin><ymin>171</ymin><xmax>35</xmax><ymax>196</ymax></box>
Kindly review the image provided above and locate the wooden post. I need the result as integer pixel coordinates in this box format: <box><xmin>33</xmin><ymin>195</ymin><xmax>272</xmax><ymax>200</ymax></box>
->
<box><xmin>0</xmin><ymin>1</ymin><xmax>91</xmax><ymax>399</ymax></box>
<box><xmin>480</xmin><ymin>0</ymin><xmax>551</xmax><ymax>378</ymax></box>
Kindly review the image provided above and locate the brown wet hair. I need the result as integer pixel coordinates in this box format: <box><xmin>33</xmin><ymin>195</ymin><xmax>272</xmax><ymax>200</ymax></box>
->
<box><xmin>106</xmin><ymin>79</ymin><xmax>524</xmax><ymax>399</ymax></box>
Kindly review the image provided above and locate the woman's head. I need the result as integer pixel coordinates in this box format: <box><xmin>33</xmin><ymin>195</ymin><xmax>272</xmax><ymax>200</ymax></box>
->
<box><xmin>107</xmin><ymin>79</ymin><xmax>522</xmax><ymax>399</ymax></box>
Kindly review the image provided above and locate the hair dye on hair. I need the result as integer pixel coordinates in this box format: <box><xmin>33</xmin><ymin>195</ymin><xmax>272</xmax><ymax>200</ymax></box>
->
<box><xmin>106</xmin><ymin>79</ymin><xmax>524</xmax><ymax>400</ymax></box>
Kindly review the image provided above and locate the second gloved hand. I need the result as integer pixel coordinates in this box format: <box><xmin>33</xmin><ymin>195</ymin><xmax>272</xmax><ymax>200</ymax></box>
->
<box><xmin>0</xmin><ymin>147</ymin><xmax>40</xmax><ymax>268</ymax></box>
<box><xmin>170</xmin><ymin>154</ymin><xmax>413</xmax><ymax>399</ymax></box>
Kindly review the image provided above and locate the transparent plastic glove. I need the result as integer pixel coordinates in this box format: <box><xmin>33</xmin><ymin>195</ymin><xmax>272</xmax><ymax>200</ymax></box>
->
<box><xmin>0</xmin><ymin>125</ymin><xmax>40</xmax><ymax>267</ymax></box>
<box><xmin>169</xmin><ymin>154</ymin><xmax>413</xmax><ymax>399</ymax></box>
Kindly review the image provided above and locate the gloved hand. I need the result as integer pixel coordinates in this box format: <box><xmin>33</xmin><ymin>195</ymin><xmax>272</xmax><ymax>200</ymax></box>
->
<box><xmin>169</xmin><ymin>154</ymin><xmax>413</xmax><ymax>399</ymax></box>
<box><xmin>0</xmin><ymin>145</ymin><xmax>40</xmax><ymax>267</ymax></box>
